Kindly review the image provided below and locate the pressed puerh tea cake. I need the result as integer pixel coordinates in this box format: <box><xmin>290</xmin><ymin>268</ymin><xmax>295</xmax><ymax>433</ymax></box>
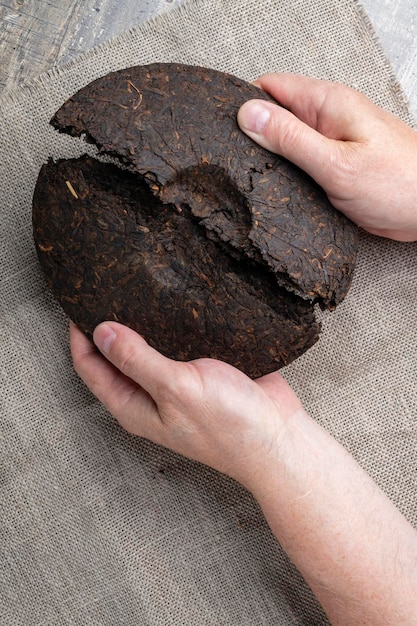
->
<box><xmin>34</xmin><ymin>155</ymin><xmax>320</xmax><ymax>378</ymax></box>
<box><xmin>33</xmin><ymin>63</ymin><xmax>358</xmax><ymax>378</ymax></box>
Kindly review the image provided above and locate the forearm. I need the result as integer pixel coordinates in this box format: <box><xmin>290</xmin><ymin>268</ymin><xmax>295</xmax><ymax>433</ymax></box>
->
<box><xmin>245</xmin><ymin>408</ymin><xmax>417</xmax><ymax>625</ymax></box>
<box><xmin>73</xmin><ymin>322</ymin><xmax>417</xmax><ymax>623</ymax></box>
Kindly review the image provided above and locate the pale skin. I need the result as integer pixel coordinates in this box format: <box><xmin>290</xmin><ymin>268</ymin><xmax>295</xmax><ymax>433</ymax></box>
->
<box><xmin>70</xmin><ymin>74</ymin><xmax>417</xmax><ymax>625</ymax></box>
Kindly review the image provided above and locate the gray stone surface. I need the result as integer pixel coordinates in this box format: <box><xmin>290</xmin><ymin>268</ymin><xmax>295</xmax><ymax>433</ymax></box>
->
<box><xmin>361</xmin><ymin>0</ymin><xmax>417</xmax><ymax>116</ymax></box>
<box><xmin>0</xmin><ymin>0</ymin><xmax>416</xmax><ymax>115</ymax></box>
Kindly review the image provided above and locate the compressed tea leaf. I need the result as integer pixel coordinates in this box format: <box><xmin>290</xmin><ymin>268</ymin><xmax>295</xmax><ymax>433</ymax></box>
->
<box><xmin>33</xmin><ymin>63</ymin><xmax>359</xmax><ymax>377</ymax></box>
<box><xmin>33</xmin><ymin>156</ymin><xmax>320</xmax><ymax>378</ymax></box>
<box><xmin>51</xmin><ymin>63</ymin><xmax>358</xmax><ymax>308</ymax></box>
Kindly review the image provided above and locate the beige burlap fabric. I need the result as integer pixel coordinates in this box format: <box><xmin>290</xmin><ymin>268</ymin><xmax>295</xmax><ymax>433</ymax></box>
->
<box><xmin>0</xmin><ymin>0</ymin><xmax>416</xmax><ymax>624</ymax></box>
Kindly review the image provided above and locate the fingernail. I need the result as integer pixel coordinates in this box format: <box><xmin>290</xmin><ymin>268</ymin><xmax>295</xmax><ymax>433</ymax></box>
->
<box><xmin>239</xmin><ymin>101</ymin><xmax>271</xmax><ymax>134</ymax></box>
<box><xmin>94</xmin><ymin>323</ymin><xmax>116</xmax><ymax>354</ymax></box>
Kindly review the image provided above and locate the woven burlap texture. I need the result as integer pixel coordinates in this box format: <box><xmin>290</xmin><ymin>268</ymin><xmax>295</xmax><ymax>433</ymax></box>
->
<box><xmin>0</xmin><ymin>0</ymin><xmax>416</xmax><ymax>624</ymax></box>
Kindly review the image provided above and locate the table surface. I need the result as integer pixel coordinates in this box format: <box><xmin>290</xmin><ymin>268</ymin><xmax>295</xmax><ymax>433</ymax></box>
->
<box><xmin>1</xmin><ymin>0</ymin><xmax>416</xmax><ymax>117</ymax></box>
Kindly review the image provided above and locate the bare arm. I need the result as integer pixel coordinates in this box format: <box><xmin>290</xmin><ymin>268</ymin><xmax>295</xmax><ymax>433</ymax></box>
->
<box><xmin>71</xmin><ymin>322</ymin><xmax>417</xmax><ymax>625</ymax></box>
<box><xmin>70</xmin><ymin>75</ymin><xmax>417</xmax><ymax>624</ymax></box>
<box><xmin>247</xmin><ymin>405</ymin><xmax>417</xmax><ymax>625</ymax></box>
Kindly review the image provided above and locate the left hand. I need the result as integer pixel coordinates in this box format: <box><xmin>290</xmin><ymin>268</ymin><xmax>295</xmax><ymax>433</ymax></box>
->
<box><xmin>70</xmin><ymin>320</ymin><xmax>417</xmax><ymax>625</ymax></box>
<box><xmin>70</xmin><ymin>321</ymin><xmax>303</xmax><ymax>489</ymax></box>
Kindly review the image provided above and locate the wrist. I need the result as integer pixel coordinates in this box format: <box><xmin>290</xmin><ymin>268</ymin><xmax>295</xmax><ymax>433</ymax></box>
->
<box><xmin>235</xmin><ymin>406</ymin><xmax>311</xmax><ymax>496</ymax></box>
<box><xmin>240</xmin><ymin>407</ymin><xmax>417</xmax><ymax>625</ymax></box>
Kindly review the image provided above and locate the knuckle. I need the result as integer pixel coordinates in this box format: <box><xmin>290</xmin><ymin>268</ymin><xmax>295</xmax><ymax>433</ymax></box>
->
<box><xmin>71</xmin><ymin>350</ymin><xmax>89</xmax><ymax>379</ymax></box>
<box><xmin>158</xmin><ymin>366</ymin><xmax>191</xmax><ymax>403</ymax></box>
<box><xmin>116</xmin><ymin>341</ymin><xmax>140</xmax><ymax>378</ymax></box>
<box><xmin>155</xmin><ymin>362</ymin><xmax>204</xmax><ymax>416</ymax></box>
<box><xmin>272</xmin><ymin>115</ymin><xmax>304</xmax><ymax>154</ymax></box>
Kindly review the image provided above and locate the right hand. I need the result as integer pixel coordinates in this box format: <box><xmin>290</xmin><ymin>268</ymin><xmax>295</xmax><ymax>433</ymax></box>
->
<box><xmin>238</xmin><ymin>73</ymin><xmax>417</xmax><ymax>242</ymax></box>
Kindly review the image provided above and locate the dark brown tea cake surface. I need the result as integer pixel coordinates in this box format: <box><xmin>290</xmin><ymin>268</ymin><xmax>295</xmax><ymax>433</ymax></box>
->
<box><xmin>33</xmin><ymin>156</ymin><xmax>320</xmax><ymax>378</ymax></box>
<box><xmin>51</xmin><ymin>62</ymin><xmax>358</xmax><ymax>309</ymax></box>
<box><xmin>33</xmin><ymin>63</ymin><xmax>359</xmax><ymax>377</ymax></box>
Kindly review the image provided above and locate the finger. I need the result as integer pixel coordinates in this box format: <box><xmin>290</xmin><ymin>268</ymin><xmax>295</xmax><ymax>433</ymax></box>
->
<box><xmin>70</xmin><ymin>321</ymin><xmax>104</xmax><ymax>380</ymax></box>
<box><xmin>70</xmin><ymin>320</ymin><xmax>92</xmax><ymax>356</ymax></box>
<box><xmin>92</xmin><ymin>321</ymin><xmax>183</xmax><ymax>401</ymax></box>
<box><xmin>70</xmin><ymin>322</ymin><xmax>162</xmax><ymax>439</ymax></box>
<box><xmin>237</xmin><ymin>98</ymin><xmax>336</xmax><ymax>187</ymax></box>
<box><xmin>254</xmin><ymin>73</ymin><xmax>330</xmax><ymax>126</ymax></box>
<box><xmin>253</xmin><ymin>72</ymin><xmax>366</xmax><ymax>136</ymax></box>
<box><xmin>70</xmin><ymin>321</ymin><xmax>126</xmax><ymax>400</ymax></box>
<box><xmin>70</xmin><ymin>321</ymin><xmax>143</xmax><ymax>410</ymax></box>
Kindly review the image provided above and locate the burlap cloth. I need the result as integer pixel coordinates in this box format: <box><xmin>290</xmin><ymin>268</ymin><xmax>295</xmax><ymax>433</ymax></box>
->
<box><xmin>1</xmin><ymin>0</ymin><xmax>416</xmax><ymax>624</ymax></box>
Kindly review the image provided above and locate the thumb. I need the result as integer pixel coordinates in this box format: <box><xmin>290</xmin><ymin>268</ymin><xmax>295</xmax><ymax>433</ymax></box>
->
<box><xmin>93</xmin><ymin>321</ymin><xmax>176</xmax><ymax>398</ymax></box>
<box><xmin>237</xmin><ymin>99</ymin><xmax>335</xmax><ymax>187</ymax></box>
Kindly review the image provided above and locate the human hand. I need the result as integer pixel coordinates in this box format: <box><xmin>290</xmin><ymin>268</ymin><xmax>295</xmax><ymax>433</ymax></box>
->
<box><xmin>71</xmin><ymin>318</ymin><xmax>417</xmax><ymax>625</ymax></box>
<box><xmin>70</xmin><ymin>320</ymin><xmax>303</xmax><ymax>489</ymax></box>
<box><xmin>238</xmin><ymin>73</ymin><xmax>417</xmax><ymax>241</ymax></box>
